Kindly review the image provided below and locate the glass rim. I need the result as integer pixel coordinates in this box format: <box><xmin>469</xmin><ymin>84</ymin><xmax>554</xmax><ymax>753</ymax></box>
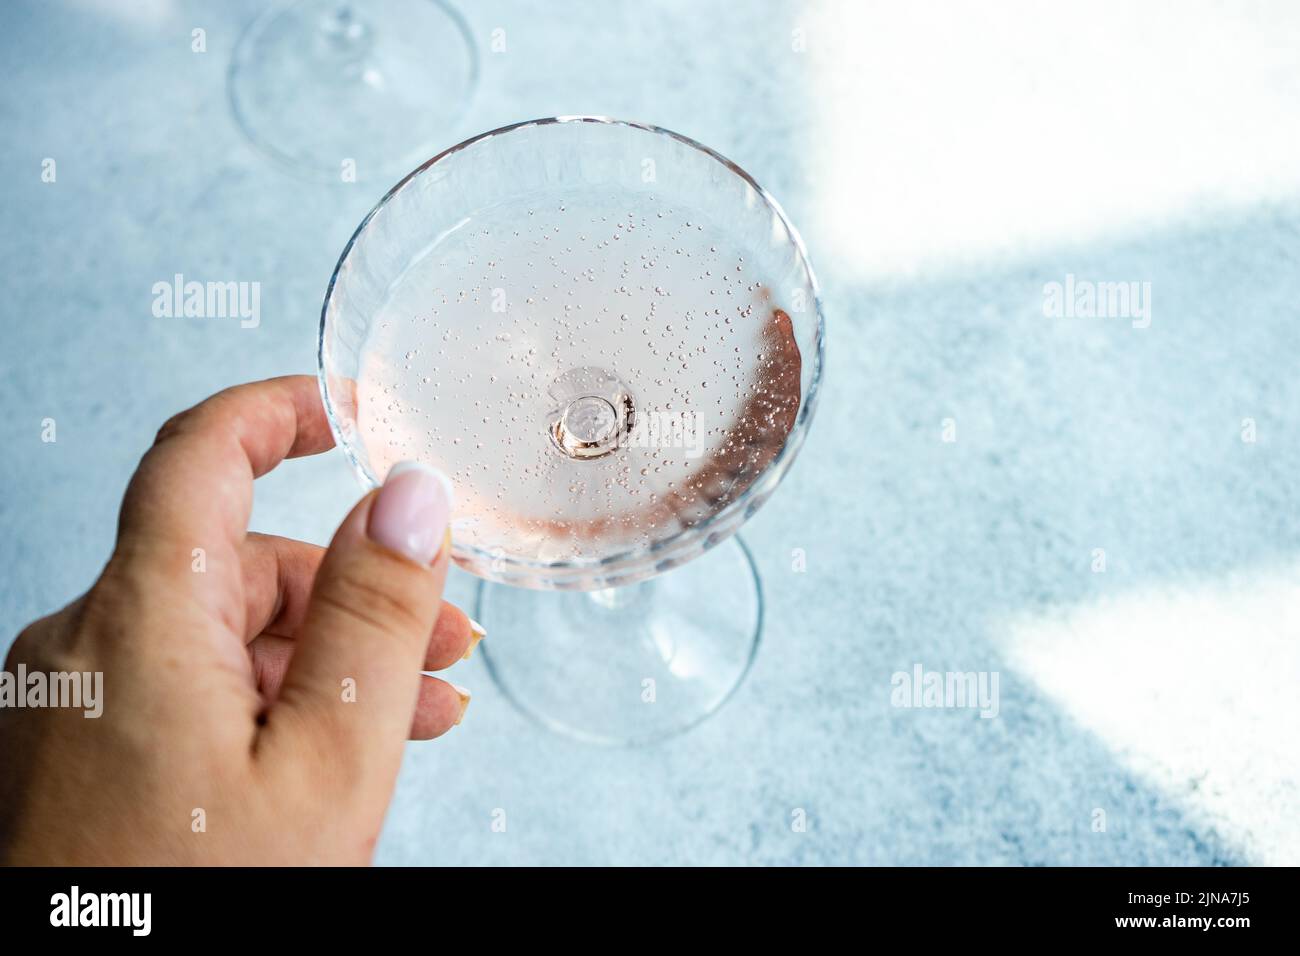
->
<box><xmin>318</xmin><ymin>115</ymin><xmax>827</xmax><ymax>585</ymax></box>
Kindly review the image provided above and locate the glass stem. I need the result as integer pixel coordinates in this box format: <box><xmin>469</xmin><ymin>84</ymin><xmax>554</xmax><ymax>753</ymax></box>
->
<box><xmin>587</xmin><ymin>580</ymin><xmax>653</xmax><ymax>612</ymax></box>
<box><xmin>317</xmin><ymin>5</ymin><xmax>372</xmax><ymax>59</ymax></box>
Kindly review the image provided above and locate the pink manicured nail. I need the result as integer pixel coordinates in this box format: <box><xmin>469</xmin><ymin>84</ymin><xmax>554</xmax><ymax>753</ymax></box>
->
<box><xmin>367</xmin><ymin>461</ymin><xmax>453</xmax><ymax>565</ymax></box>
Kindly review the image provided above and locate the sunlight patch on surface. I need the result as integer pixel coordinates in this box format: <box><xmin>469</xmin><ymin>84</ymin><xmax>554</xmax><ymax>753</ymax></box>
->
<box><xmin>806</xmin><ymin>0</ymin><xmax>1300</xmax><ymax>279</ymax></box>
<box><xmin>1001</xmin><ymin>563</ymin><xmax>1300</xmax><ymax>864</ymax></box>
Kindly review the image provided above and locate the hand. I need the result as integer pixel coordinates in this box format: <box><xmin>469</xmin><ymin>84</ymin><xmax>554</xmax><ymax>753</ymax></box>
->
<box><xmin>0</xmin><ymin>376</ymin><xmax>477</xmax><ymax>865</ymax></box>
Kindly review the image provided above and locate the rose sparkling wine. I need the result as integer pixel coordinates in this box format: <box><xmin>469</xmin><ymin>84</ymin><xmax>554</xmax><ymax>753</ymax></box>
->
<box><xmin>355</xmin><ymin>189</ymin><xmax>803</xmax><ymax>569</ymax></box>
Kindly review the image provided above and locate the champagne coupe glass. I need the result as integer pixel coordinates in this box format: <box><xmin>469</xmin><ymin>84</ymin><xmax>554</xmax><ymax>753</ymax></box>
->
<box><xmin>319</xmin><ymin>117</ymin><xmax>824</xmax><ymax>745</ymax></box>
<box><xmin>228</xmin><ymin>0</ymin><xmax>477</xmax><ymax>181</ymax></box>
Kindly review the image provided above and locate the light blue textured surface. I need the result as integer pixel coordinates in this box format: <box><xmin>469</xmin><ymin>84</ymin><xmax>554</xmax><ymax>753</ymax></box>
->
<box><xmin>1</xmin><ymin>0</ymin><xmax>1297</xmax><ymax>865</ymax></box>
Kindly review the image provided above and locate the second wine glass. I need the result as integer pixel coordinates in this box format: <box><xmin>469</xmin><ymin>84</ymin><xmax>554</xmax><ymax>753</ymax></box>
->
<box><xmin>228</xmin><ymin>0</ymin><xmax>478</xmax><ymax>181</ymax></box>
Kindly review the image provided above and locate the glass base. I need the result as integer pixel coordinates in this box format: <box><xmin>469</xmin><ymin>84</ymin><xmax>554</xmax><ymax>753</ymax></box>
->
<box><xmin>228</xmin><ymin>0</ymin><xmax>477</xmax><ymax>181</ymax></box>
<box><xmin>476</xmin><ymin>537</ymin><xmax>763</xmax><ymax>746</ymax></box>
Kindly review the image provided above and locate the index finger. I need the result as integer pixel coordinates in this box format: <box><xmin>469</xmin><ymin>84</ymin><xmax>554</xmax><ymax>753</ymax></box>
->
<box><xmin>117</xmin><ymin>375</ymin><xmax>334</xmax><ymax>561</ymax></box>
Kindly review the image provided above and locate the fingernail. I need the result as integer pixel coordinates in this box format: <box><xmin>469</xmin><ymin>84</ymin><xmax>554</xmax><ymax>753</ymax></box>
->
<box><xmin>451</xmin><ymin>684</ymin><xmax>471</xmax><ymax>725</ymax></box>
<box><xmin>463</xmin><ymin>618</ymin><xmax>487</xmax><ymax>660</ymax></box>
<box><xmin>368</xmin><ymin>461</ymin><xmax>454</xmax><ymax>565</ymax></box>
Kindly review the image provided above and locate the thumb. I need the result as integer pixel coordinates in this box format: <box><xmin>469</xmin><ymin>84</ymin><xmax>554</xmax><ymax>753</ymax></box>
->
<box><xmin>264</xmin><ymin>461</ymin><xmax>454</xmax><ymax>777</ymax></box>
